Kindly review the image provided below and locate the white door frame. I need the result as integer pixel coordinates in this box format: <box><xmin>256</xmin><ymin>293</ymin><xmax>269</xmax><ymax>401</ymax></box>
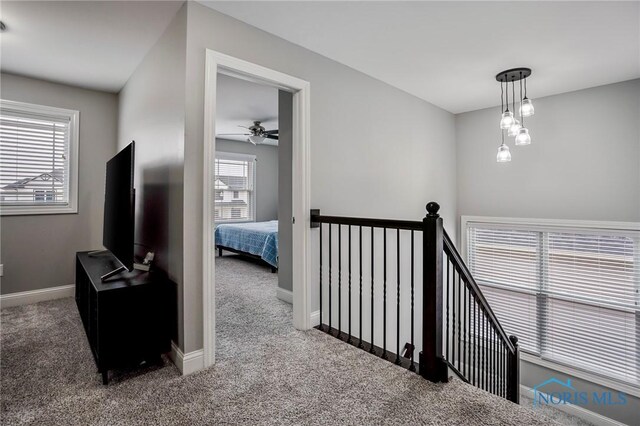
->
<box><xmin>203</xmin><ymin>49</ymin><xmax>312</xmax><ymax>368</ymax></box>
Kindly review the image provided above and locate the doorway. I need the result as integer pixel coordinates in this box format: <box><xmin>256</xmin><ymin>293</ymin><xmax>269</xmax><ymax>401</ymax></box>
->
<box><xmin>202</xmin><ymin>50</ymin><xmax>311</xmax><ymax>368</ymax></box>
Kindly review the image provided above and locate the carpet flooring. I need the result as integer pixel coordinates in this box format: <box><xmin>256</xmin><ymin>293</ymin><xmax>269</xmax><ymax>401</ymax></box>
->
<box><xmin>1</xmin><ymin>254</ymin><xmax>591</xmax><ymax>425</ymax></box>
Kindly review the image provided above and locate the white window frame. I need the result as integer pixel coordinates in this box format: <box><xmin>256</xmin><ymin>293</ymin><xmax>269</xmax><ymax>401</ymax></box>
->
<box><xmin>0</xmin><ymin>99</ymin><xmax>79</xmax><ymax>216</ymax></box>
<box><xmin>214</xmin><ymin>151</ymin><xmax>256</xmax><ymax>223</ymax></box>
<box><xmin>462</xmin><ymin>215</ymin><xmax>640</xmax><ymax>397</ymax></box>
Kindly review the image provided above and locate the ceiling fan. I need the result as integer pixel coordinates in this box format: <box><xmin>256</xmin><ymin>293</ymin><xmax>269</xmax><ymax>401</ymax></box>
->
<box><xmin>217</xmin><ymin>121</ymin><xmax>278</xmax><ymax>145</ymax></box>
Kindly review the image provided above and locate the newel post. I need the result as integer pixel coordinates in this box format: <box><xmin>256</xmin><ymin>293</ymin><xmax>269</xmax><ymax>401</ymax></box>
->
<box><xmin>507</xmin><ymin>335</ymin><xmax>520</xmax><ymax>403</ymax></box>
<box><xmin>420</xmin><ymin>201</ymin><xmax>448</xmax><ymax>382</ymax></box>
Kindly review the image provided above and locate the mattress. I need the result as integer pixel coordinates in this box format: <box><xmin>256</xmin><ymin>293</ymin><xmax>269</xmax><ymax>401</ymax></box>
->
<box><xmin>215</xmin><ymin>220</ymin><xmax>278</xmax><ymax>268</ymax></box>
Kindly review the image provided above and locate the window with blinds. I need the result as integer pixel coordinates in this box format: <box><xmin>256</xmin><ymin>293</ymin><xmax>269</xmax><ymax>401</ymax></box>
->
<box><xmin>0</xmin><ymin>100</ymin><xmax>79</xmax><ymax>215</ymax></box>
<box><xmin>466</xmin><ymin>219</ymin><xmax>640</xmax><ymax>386</ymax></box>
<box><xmin>214</xmin><ymin>152</ymin><xmax>255</xmax><ymax>222</ymax></box>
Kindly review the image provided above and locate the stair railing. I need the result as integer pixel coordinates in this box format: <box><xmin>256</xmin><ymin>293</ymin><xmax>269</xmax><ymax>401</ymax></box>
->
<box><xmin>310</xmin><ymin>202</ymin><xmax>520</xmax><ymax>403</ymax></box>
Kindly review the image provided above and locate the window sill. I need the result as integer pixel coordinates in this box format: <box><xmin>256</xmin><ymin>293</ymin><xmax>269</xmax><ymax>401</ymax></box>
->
<box><xmin>1</xmin><ymin>205</ymin><xmax>78</xmax><ymax>216</ymax></box>
<box><xmin>520</xmin><ymin>352</ymin><xmax>640</xmax><ymax>399</ymax></box>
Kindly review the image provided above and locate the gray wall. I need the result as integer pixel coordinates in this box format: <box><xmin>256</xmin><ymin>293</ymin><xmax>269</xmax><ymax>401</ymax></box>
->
<box><xmin>0</xmin><ymin>73</ymin><xmax>118</xmax><ymax>295</ymax></box>
<box><xmin>180</xmin><ymin>2</ymin><xmax>457</xmax><ymax>352</ymax></box>
<box><xmin>117</xmin><ymin>5</ymin><xmax>187</xmax><ymax>348</ymax></box>
<box><xmin>456</xmin><ymin>79</ymin><xmax>640</xmax><ymax>424</ymax></box>
<box><xmin>215</xmin><ymin>138</ymin><xmax>278</xmax><ymax>222</ymax></box>
<box><xmin>456</xmin><ymin>79</ymin><xmax>640</xmax><ymax>236</ymax></box>
<box><xmin>277</xmin><ymin>91</ymin><xmax>293</xmax><ymax>293</ymax></box>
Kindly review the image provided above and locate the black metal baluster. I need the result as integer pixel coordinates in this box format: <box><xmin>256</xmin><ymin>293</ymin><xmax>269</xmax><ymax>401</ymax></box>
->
<box><xmin>446</xmin><ymin>257</ymin><xmax>450</xmax><ymax>361</ymax></box>
<box><xmin>452</xmin><ymin>265</ymin><xmax>456</xmax><ymax>368</ymax></box>
<box><xmin>328</xmin><ymin>224</ymin><xmax>332</xmax><ymax>334</ymax></box>
<box><xmin>409</xmin><ymin>230</ymin><xmax>415</xmax><ymax>371</ymax></box>
<box><xmin>457</xmin><ymin>272</ymin><xmax>462</xmax><ymax>372</ymax></box>
<box><xmin>383</xmin><ymin>228</ymin><xmax>387</xmax><ymax>359</ymax></box>
<box><xmin>501</xmin><ymin>340</ymin><xmax>505</xmax><ymax>398</ymax></box>
<box><xmin>319</xmin><ymin>223</ymin><xmax>323</xmax><ymax>330</ymax></box>
<box><xmin>472</xmin><ymin>296</ymin><xmax>476</xmax><ymax>386</ymax></box>
<box><xmin>348</xmin><ymin>226</ymin><xmax>352</xmax><ymax>343</ymax></box>
<box><xmin>492</xmin><ymin>326</ymin><xmax>496</xmax><ymax>395</ymax></box>
<box><xmin>358</xmin><ymin>226</ymin><xmax>364</xmax><ymax>349</ymax></box>
<box><xmin>395</xmin><ymin>228</ymin><xmax>401</xmax><ymax>365</ymax></box>
<box><xmin>462</xmin><ymin>284</ymin><xmax>467</xmax><ymax>378</ymax></box>
<box><xmin>370</xmin><ymin>226</ymin><xmax>375</xmax><ymax>353</ymax></box>
<box><xmin>338</xmin><ymin>225</ymin><xmax>342</xmax><ymax>337</ymax></box>
<box><xmin>484</xmin><ymin>313</ymin><xmax>488</xmax><ymax>391</ymax></box>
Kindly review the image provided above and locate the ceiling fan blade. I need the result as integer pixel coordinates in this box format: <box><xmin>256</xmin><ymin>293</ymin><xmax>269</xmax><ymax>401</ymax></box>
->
<box><xmin>264</xmin><ymin>134</ymin><xmax>279</xmax><ymax>140</ymax></box>
<box><xmin>263</xmin><ymin>129</ymin><xmax>278</xmax><ymax>135</ymax></box>
<box><xmin>217</xmin><ymin>133</ymin><xmax>251</xmax><ymax>136</ymax></box>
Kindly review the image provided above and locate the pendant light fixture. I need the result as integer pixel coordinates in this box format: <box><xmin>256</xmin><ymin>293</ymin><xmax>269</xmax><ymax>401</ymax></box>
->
<box><xmin>496</xmin><ymin>67</ymin><xmax>534</xmax><ymax>161</ymax></box>
<box><xmin>499</xmin><ymin>80</ymin><xmax>515</xmax><ymax>129</ymax></box>
<box><xmin>507</xmin><ymin>80</ymin><xmax>522</xmax><ymax>136</ymax></box>
<box><xmin>520</xmin><ymin>76</ymin><xmax>535</xmax><ymax>117</ymax></box>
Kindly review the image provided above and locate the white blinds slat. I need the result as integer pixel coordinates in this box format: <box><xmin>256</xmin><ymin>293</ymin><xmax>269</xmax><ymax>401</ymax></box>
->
<box><xmin>467</xmin><ymin>222</ymin><xmax>640</xmax><ymax>387</ymax></box>
<box><xmin>0</xmin><ymin>108</ymin><xmax>70</xmax><ymax>206</ymax></box>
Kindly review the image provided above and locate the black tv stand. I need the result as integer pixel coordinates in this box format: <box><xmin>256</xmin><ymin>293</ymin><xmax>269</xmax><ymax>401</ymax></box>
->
<box><xmin>75</xmin><ymin>251</ymin><xmax>171</xmax><ymax>384</ymax></box>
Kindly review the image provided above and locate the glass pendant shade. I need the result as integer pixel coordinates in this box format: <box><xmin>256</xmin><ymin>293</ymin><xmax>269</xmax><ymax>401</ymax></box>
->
<box><xmin>515</xmin><ymin>127</ymin><xmax>531</xmax><ymax>146</ymax></box>
<box><xmin>508</xmin><ymin>119</ymin><xmax>521</xmax><ymax>137</ymax></box>
<box><xmin>248</xmin><ymin>135</ymin><xmax>264</xmax><ymax>145</ymax></box>
<box><xmin>500</xmin><ymin>111</ymin><xmax>515</xmax><ymax>129</ymax></box>
<box><xmin>520</xmin><ymin>98</ymin><xmax>534</xmax><ymax>117</ymax></box>
<box><xmin>496</xmin><ymin>143</ymin><xmax>511</xmax><ymax>162</ymax></box>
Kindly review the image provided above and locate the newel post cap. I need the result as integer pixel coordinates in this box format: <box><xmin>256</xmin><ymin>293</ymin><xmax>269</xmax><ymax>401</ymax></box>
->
<box><xmin>426</xmin><ymin>202</ymin><xmax>440</xmax><ymax>217</ymax></box>
<box><xmin>509</xmin><ymin>335</ymin><xmax>519</xmax><ymax>346</ymax></box>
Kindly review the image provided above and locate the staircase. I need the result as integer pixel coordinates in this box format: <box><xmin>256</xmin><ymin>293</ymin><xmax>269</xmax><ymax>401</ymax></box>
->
<box><xmin>310</xmin><ymin>202</ymin><xmax>520</xmax><ymax>403</ymax></box>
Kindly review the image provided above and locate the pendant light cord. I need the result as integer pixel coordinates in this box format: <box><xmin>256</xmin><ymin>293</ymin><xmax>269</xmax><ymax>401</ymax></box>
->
<box><xmin>504</xmin><ymin>74</ymin><xmax>509</xmax><ymax>112</ymax></box>
<box><xmin>501</xmin><ymin>80</ymin><xmax>504</xmax><ymax>113</ymax></box>
<box><xmin>519</xmin><ymin>73</ymin><xmax>525</xmax><ymax>126</ymax></box>
<box><xmin>512</xmin><ymin>80</ymin><xmax>516</xmax><ymax>118</ymax></box>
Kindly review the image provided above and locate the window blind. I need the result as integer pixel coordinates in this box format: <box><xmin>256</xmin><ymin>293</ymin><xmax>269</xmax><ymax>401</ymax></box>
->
<box><xmin>467</xmin><ymin>221</ymin><xmax>640</xmax><ymax>386</ymax></box>
<box><xmin>0</xmin><ymin>106</ymin><xmax>71</xmax><ymax>206</ymax></box>
<box><xmin>214</xmin><ymin>153</ymin><xmax>255</xmax><ymax>222</ymax></box>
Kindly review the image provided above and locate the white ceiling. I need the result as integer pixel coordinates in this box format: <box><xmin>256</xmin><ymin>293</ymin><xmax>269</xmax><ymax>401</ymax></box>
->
<box><xmin>201</xmin><ymin>1</ymin><xmax>640</xmax><ymax>113</ymax></box>
<box><xmin>215</xmin><ymin>74</ymin><xmax>279</xmax><ymax>146</ymax></box>
<box><xmin>0</xmin><ymin>1</ymin><xmax>183</xmax><ymax>93</ymax></box>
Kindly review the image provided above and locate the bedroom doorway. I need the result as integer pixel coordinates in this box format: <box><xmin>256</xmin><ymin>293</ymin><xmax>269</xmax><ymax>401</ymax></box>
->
<box><xmin>202</xmin><ymin>50</ymin><xmax>311</xmax><ymax>368</ymax></box>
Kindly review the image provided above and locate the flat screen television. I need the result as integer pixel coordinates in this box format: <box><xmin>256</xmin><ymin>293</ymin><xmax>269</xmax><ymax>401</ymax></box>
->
<box><xmin>102</xmin><ymin>142</ymin><xmax>135</xmax><ymax>275</ymax></box>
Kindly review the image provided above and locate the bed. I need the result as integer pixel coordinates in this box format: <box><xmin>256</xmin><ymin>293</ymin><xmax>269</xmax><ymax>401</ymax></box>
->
<box><xmin>215</xmin><ymin>220</ymin><xmax>278</xmax><ymax>272</ymax></box>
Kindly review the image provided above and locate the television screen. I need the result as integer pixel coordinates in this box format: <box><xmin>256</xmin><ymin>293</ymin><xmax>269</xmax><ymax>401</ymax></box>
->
<box><xmin>103</xmin><ymin>142</ymin><xmax>135</xmax><ymax>271</ymax></box>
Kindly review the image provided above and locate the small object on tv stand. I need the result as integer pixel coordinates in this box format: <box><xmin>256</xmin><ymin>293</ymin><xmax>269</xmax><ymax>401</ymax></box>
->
<box><xmin>134</xmin><ymin>251</ymin><xmax>154</xmax><ymax>272</ymax></box>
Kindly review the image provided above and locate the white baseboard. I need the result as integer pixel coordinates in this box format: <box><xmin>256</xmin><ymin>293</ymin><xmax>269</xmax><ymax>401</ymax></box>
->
<box><xmin>169</xmin><ymin>341</ymin><xmax>204</xmax><ymax>375</ymax></box>
<box><xmin>310</xmin><ymin>310</ymin><xmax>320</xmax><ymax>327</ymax></box>
<box><xmin>1</xmin><ymin>284</ymin><xmax>75</xmax><ymax>309</ymax></box>
<box><xmin>276</xmin><ymin>287</ymin><xmax>293</xmax><ymax>304</ymax></box>
<box><xmin>520</xmin><ymin>385</ymin><xmax>625</xmax><ymax>426</ymax></box>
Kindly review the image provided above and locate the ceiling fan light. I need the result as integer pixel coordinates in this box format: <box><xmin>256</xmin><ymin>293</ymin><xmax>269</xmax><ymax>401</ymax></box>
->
<box><xmin>500</xmin><ymin>111</ymin><xmax>514</xmax><ymax>129</ymax></box>
<box><xmin>248</xmin><ymin>135</ymin><xmax>264</xmax><ymax>145</ymax></box>
<box><xmin>520</xmin><ymin>98</ymin><xmax>534</xmax><ymax>117</ymax></box>
<box><xmin>497</xmin><ymin>143</ymin><xmax>511</xmax><ymax>162</ymax></box>
<box><xmin>515</xmin><ymin>127</ymin><xmax>531</xmax><ymax>146</ymax></box>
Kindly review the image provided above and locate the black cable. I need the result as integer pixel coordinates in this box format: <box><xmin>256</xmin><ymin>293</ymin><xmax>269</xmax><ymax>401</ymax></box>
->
<box><xmin>512</xmin><ymin>80</ymin><xmax>516</xmax><ymax>117</ymax></box>
<box><xmin>504</xmin><ymin>74</ymin><xmax>509</xmax><ymax>112</ymax></box>
<box><xmin>519</xmin><ymin>74</ymin><xmax>525</xmax><ymax>126</ymax></box>
<box><xmin>501</xmin><ymin>80</ymin><xmax>504</xmax><ymax>113</ymax></box>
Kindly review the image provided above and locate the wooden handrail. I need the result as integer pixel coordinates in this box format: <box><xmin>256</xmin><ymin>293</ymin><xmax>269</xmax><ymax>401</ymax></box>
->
<box><xmin>310</xmin><ymin>213</ymin><xmax>423</xmax><ymax>231</ymax></box>
<box><xmin>442</xmin><ymin>229</ymin><xmax>516</xmax><ymax>354</ymax></box>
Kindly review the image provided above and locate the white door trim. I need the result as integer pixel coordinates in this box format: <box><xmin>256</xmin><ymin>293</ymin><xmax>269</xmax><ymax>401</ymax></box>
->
<box><xmin>203</xmin><ymin>49</ymin><xmax>312</xmax><ymax>368</ymax></box>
